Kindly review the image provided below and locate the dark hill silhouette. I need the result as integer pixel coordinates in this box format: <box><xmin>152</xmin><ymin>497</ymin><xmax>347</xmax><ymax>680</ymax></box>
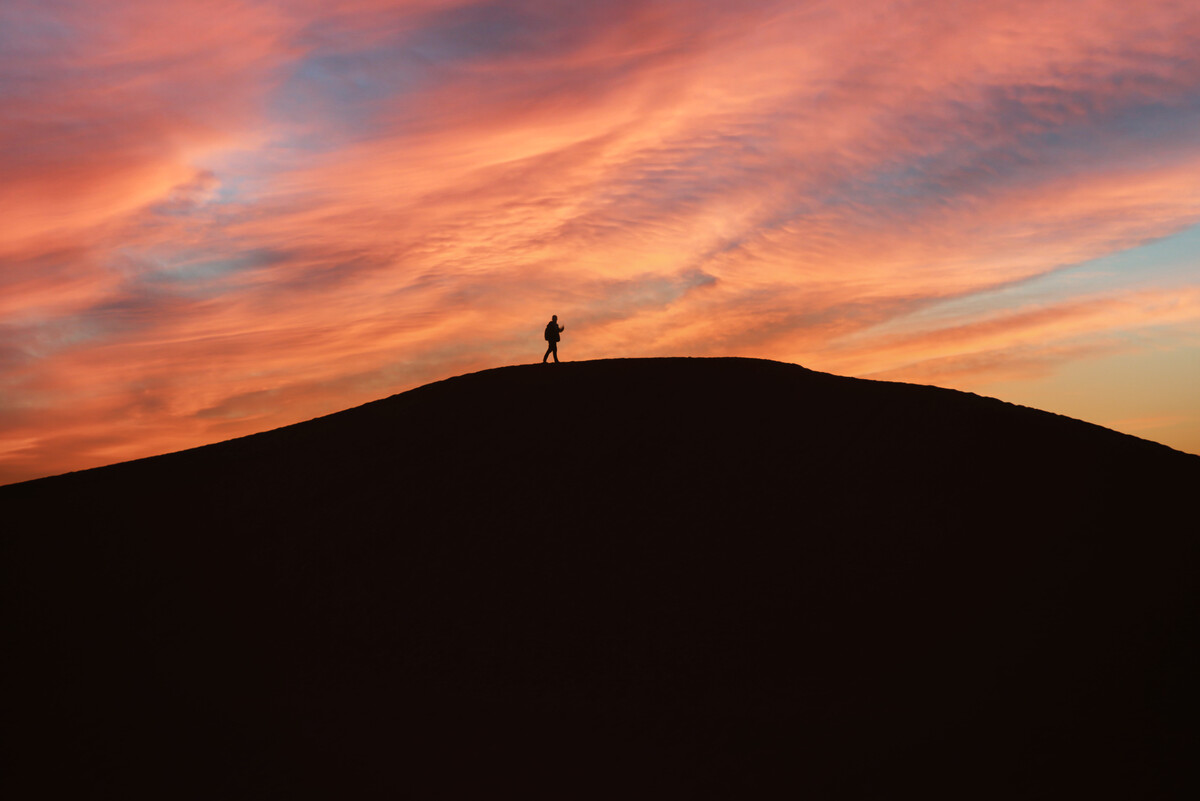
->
<box><xmin>4</xmin><ymin>358</ymin><xmax>1197</xmax><ymax>798</ymax></box>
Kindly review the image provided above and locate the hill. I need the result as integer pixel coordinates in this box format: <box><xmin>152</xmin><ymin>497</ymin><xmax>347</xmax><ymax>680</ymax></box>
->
<box><xmin>4</xmin><ymin>357</ymin><xmax>1197</xmax><ymax>797</ymax></box>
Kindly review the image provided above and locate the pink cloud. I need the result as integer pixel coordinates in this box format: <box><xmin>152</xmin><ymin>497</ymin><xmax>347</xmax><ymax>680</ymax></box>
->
<box><xmin>4</xmin><ymin>0</ymin><xmax>1200</xmax><ymax>483</ymax></box>
<box><xmin>0</xmin><ymin>0</ymin><xmax>296</xmax><ymax>249</ymax></box>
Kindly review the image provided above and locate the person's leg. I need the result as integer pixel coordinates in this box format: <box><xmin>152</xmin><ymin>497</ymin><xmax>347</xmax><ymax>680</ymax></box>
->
<box><xmin>551</xmin><ymin>342</ymin><xmax>559</xmax><ymax>363</ymax></box>
<box><xmin>543</xmin><ymin>344</ymin><xmax>552</xmax><ymax>363</ymax></box>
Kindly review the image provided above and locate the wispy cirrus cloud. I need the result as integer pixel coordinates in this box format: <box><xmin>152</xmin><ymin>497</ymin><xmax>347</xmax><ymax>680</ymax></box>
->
<box><xmin>3</xmin><ymin>0</ymin><xmax>1200</xmax><ymax>483</ymax></box>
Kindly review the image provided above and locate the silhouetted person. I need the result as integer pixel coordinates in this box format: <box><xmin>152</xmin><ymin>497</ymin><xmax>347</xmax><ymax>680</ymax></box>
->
<box><xmin>543</xmin><ymin>315</ymin><xmax>564</xmax><ymax>363</ymax></box>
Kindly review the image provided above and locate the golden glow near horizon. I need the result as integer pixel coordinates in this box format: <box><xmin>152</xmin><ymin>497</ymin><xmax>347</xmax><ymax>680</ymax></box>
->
<box><xmin>3</xmin><ymin>0</ymin><xmax>1200</xmax><ymax>483</ymax></box>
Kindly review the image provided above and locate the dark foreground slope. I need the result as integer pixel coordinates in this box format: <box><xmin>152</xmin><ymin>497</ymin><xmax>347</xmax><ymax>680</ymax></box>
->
<box><xmin>4</xmin><ymin>358</ymin><xmax>1197</xmax><ymax>798</ymax></box>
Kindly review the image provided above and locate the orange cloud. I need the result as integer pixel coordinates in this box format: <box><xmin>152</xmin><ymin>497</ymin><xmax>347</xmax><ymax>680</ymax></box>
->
<box><xmin>4</xmin><ymin>0</ymin><xmax>1200</xmax><ymax>483</ymax></box>
<box><xmin>834</xmin><ymin>288</ymin><xmax>1200</xmax><ymax>381</ymax></box>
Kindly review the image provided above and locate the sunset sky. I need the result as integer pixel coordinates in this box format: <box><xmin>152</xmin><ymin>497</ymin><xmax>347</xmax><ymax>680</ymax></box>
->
<box><xmin>3</xmin><ymin>0</ymin><xmax>1199</xmax><ymax>484</ymax></box>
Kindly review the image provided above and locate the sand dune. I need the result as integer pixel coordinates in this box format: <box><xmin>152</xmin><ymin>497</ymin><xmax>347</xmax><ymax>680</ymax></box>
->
<box><xmin>4</xmin><ymin>358</ymin><xmax>1196</xmax><ymax>797</ymax></box>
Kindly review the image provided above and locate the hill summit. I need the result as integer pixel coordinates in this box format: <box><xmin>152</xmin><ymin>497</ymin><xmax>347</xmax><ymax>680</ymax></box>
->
<box><xmin>5</xmin><ymin>358</ymin><xmax>1197</xmax><ymax>797</ymax></box>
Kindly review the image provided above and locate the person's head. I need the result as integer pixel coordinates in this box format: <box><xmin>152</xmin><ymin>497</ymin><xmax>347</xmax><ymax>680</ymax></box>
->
<box><xmin>551</xmin><ymin>315</ymin><xmax>557</xmax><ymax>321</ymax></box>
